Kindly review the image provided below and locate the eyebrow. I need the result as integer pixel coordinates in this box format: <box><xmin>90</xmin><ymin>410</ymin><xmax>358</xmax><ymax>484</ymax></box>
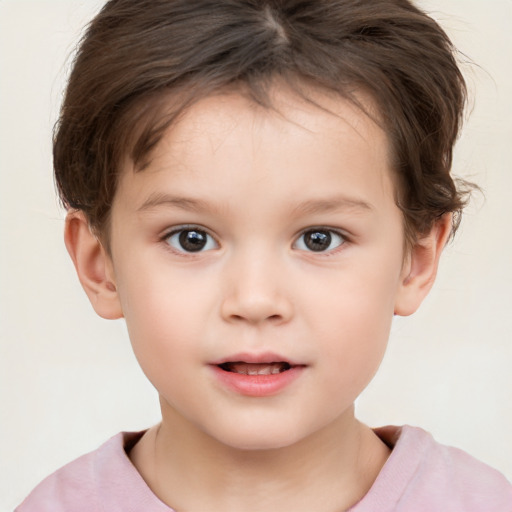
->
<box><xmin>137</xmin><ymin>193</ymin><xmax>215</xmax><ymax>213</ymax></box>
<box><xmin>291</xmin><ymin>196</ymin><xmax>373</xmax><ymax>216</ymax></box>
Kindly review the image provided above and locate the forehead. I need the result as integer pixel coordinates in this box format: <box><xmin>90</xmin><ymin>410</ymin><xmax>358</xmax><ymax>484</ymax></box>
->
<box><xmin>114</xmin><ymin>85</ymin><xmax>396</xmax><ymax>218</ymax></box>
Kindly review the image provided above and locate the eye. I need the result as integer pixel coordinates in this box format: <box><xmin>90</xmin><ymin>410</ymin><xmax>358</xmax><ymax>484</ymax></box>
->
<box><xmin>294</xmin><ymin>228</ymin><xmax>345</xmax><ymax>253</ymax></box>
<box><xmin>165</xmin><ymin>227</ymin><xmax>218</xmax><ymax>253</ymax></box>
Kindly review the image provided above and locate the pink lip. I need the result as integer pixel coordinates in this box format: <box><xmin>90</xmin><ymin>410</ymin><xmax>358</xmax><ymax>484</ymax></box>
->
<box><xmin>209</xmin><ymin>352</ymin><xmax>306</xmax><ymax>397</ymax></box>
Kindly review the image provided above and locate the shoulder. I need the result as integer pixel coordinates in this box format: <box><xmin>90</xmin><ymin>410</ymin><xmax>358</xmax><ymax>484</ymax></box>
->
<box><xmin>408</xmin><ymin>426</ymin><xmax>511</xmax><ymax>509</ymax></box>
<box><xmin>368</xmin><ymin>425</ymin><xmax>512</xmax><ymax>512</ymax></box>
<box><xmin>15</xmin><ymin>431</ymin><xmax>149</xmax><ymax>512</ymax></box>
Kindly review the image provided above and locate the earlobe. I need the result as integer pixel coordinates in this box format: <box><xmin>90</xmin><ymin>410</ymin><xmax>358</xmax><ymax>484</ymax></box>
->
<box><xmin>64</xmin><ymin>211</ymin><xmax>123</xmax><ymax>320</ymax></box>
<box><xmin>394</xmin><ymin>214</ymin><xmax>452</xmax><ymax>317</ymax></box>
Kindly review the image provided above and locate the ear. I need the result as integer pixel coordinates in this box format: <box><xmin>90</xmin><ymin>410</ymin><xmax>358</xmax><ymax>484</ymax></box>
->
<box><xmin>394</xmin><ymin>214</ymin><xmax>452</xmax><ymax>317</ymax></box>
<box><xmin>64</xmin><ymin>211</ymin><xmax>123</xmax><ymax>320</ymax></box>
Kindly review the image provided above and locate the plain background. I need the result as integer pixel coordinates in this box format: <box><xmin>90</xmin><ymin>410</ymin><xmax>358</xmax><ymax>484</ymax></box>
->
<box><xmin>1</xmin><ymin>0</ymin><xmax>511</xmax><ymax>509</ymax></box>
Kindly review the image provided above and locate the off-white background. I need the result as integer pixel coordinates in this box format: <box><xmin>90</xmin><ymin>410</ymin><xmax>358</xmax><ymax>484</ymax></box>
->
<box><xmin>1</xmin><ymin>0</ymin><xmax>511</xmax><ymax>510</ymax></box>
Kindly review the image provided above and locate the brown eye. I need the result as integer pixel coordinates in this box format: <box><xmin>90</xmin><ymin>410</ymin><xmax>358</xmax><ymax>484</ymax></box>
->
<box><xmin>166</xmin><ymin>228</ymin><xmax>217</xmax><ymax>253</ymax></box>
<box><xmin>295</xmin><ymin>229</ymin><xmax>345</xmax><ymax>252</ymax></box>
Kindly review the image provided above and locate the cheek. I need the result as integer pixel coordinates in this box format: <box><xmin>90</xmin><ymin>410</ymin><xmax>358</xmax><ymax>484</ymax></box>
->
<box><xmin>303</xmin><ymin>257</ymin><xmax>400</xmax><ymax>387</ymax></box>
<box><xmin>120</xmin><ymin>290</ymin><xmax>206</xmax><ymax>404</ymax></box>
<box><xmin>117</xmin><ymin>248</ymin><xmax>206</xmax><ymax>321</ymax></box>
<box><xmin>312</xmin><ymin>300</ymin><xmax>392</xmax><ymax>409</ymax></box>
<box><xmin>317</xmin><ymin>300</ymin><xmax>391</xmax><ymax>386</ymax></box>
<box><xmin>115</xmin><ymin>259</ymin><xmax>210</xmax><ymax>371</ymax></box>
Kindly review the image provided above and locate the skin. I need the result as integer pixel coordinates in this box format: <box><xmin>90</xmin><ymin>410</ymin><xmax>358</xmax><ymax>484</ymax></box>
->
<box><xmin>65</xmin><ymin>86</ymin><xmax>451</xmax><ymax>511</ymax></box>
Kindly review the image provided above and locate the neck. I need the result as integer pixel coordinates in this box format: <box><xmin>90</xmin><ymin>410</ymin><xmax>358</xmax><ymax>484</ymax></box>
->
<box><xmin>129</xmin><ymin>405</ymin><xmax>390</xmax><ymax>512</ymax></box>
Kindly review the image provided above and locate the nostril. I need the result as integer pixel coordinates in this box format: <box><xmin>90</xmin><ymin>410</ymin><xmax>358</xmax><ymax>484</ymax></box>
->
<box><xmin>220</xmin><ymin>291</ymin><xmax>293</xmax><ymax>325</ymax></box>
<box><xmin>227</xmin><ymin>312</ymin><xmax>283</xmax><ymax>323</ymax></box>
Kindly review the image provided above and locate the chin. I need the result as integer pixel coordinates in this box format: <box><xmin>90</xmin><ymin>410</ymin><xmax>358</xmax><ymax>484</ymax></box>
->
<box><xmin>206</xmin><ymin>419</ymin><xmax>315</xmax><ymax>452</ymax></box>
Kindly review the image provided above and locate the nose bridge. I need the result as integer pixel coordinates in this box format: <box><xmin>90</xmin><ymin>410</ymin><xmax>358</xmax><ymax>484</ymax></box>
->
<box><xmin>220</xmin><ymin>242</ymin><xmax>292</xmax><ymax>325</ymax></box>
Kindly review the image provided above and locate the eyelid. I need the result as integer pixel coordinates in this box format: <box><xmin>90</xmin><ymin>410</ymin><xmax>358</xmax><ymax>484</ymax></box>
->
<box><xmin>299</xmin><ymin>226</ymin><xmax>351</xmax><ymax>240</ymax></box>
<box><xmin>162</xmin><ymin>224</ymin><xmax>219</xmax><ymax>254</ymax></box>
<box><xmin>293</xmin><ymin>226</ymin><xmax>349</xmax><ymax>253</ymax></box>
<box><xmin>161</xmin><ymin>223</ymin><xmax>213</xmax><ymax>237</ymax></box>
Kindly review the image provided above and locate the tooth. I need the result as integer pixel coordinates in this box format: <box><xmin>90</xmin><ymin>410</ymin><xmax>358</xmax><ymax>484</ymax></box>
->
<box><xmin>223</xmin><ymin>362</ymin><xmax>294</xmax><ymax>375</ymax></box>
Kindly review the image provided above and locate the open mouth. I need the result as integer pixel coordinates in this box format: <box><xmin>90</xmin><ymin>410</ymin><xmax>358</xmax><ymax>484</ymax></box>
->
<box><xmin>218</xmin><ymin>362</ymin><xmax>292</xmax><ymax>375</ymax></box>
<box><xmin>212</xmin><ymin>357</ymin><xmax>304</xmax><ymax>395</ymax></box>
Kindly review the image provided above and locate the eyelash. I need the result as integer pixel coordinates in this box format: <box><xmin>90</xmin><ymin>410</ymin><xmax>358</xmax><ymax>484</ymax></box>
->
<box><xmin>161</xmin><ymin>225</ymin><xmax>349</xmax><ymax>255</ymax></box>
<box><xmin>294</xmin><ymin>227</ymin><xmax>347</xmax><ymax>254</ymax></box>
<box><xmin>162</xmin><ymin>225</ymin><xmax>218</xmax><ymax>255</ymax></box>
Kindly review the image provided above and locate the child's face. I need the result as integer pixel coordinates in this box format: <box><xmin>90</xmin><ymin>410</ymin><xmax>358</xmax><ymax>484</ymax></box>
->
<box><xmin>104</xmin><ymin>87</ymin><xmax>413</xmax><ymax>450</ymax></box>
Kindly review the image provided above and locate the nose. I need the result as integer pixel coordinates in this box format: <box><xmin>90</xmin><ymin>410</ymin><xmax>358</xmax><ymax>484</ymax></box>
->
<box><xmin>220</xmin><ymin>250</ymin><xmax>293</xmax><ymax>326</ymax></box>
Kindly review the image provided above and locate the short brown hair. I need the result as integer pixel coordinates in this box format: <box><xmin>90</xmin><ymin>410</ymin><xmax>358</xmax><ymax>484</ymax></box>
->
<box><xmin>54</xmin><ymin>0</ymin><xmax>472</xmax><ymax>244</ymax></box>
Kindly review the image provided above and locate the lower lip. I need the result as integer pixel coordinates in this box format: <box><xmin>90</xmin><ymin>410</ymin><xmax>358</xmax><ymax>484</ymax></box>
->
<box><xmin>210</xmin><ymin>365</ymin><xmax>305</xmax><ymax>397</ymax></box>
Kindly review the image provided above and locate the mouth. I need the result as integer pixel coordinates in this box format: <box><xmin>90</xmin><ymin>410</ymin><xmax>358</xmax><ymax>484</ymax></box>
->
<box><xmin>211</xmin><ymin>356</ymin><xmax>305</xmax><ymax>396</ymax></box>
<box><xmin>217</xmin><ymin>361</ymin><xmax>292</xmax><ymax>375</ymax></box>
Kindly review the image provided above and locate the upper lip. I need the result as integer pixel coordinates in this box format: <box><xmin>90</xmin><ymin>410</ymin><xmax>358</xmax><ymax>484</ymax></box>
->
<box><xmin>211</xmin><ymin>352</ymin><xmax>303</xmax><ymax>366</ymax></box>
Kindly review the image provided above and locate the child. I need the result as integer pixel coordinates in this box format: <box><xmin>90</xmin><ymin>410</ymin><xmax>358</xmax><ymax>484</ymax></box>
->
<box><xmin>16</xmin><ymin>0</ymin><xmax>512</xmax><ymax>510</ymax></box>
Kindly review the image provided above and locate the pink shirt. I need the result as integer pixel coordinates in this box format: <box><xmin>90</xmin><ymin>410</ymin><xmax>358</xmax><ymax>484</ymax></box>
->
<box><xmin>17</xmin><ymin>425</ymin><xmax>512</xmax><ymax>511</ymax></box>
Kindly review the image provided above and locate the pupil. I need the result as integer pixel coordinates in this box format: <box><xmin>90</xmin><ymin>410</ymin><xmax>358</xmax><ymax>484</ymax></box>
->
<box><xmin>305</xmin><ymin>230</ymin><xmax>331</xmax><ymax>251</ymax></box>
<box><xmin>179</xmin><ymin>230</ymin><xmax>207</xmax><ymax>252</ymax></box>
